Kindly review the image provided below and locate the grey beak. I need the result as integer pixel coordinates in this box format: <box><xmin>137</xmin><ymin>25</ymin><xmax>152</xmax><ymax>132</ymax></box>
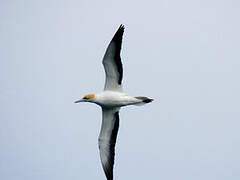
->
<box><xmin>74</xmin><ymin>99</ymin><xmax>85</xmax><ymax>103</ymax></box>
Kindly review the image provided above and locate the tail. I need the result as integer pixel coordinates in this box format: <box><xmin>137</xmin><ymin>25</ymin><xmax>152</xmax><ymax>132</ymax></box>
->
<box><xmin>134</xmin><ymin>96</ymin><xmax>154</xmax><ymax>106</ymax></box>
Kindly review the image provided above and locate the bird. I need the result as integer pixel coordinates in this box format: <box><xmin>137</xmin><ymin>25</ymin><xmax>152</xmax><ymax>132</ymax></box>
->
<box><xmin>75</xmin><ymin>25</ymin><xmax>153</xmax><ymax>180</ymax></box>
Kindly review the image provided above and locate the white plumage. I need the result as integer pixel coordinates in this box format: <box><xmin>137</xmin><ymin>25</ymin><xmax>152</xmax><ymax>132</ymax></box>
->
<box><xmin>75</xmin><ymin>25</ymin><xmax>153</xmax><ymax>180</ymax></box>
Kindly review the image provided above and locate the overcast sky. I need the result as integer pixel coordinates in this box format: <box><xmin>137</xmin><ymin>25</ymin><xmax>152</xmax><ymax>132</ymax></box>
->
<box><xmin>1</xmin><ymin>0</ymin><xmax>240</xmax><ymax>180</ymax></box>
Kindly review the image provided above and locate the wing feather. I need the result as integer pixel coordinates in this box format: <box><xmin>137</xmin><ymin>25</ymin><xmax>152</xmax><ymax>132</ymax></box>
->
<box><xmin>102</xmin><ymin>25</ymin><xmax>124</xmax><ymax>91</ymax></box>
<box><xmin>98</xmin><ymin>108</ymin><xmax>120</xmax><ymax>180</ymax></box>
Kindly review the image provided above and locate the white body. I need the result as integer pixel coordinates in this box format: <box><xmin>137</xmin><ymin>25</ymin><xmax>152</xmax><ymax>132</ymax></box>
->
<box><xmin>94</xmin><ymin>91</ymin><xmax>142</xmax><ymax>108</ymax></box>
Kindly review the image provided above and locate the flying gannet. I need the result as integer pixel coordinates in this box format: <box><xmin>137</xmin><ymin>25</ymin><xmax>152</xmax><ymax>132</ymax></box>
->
<box><xmin>75</xmin><ymin>25</ymin><xmax>153</xmax><ymax>180</ymax></box>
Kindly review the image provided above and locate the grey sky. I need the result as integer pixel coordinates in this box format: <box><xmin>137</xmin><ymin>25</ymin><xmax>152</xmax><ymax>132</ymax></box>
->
<box><xmin>1</xmin><ymin>0</ymin><xmax>240</xmax><ymax>180</ymax></box>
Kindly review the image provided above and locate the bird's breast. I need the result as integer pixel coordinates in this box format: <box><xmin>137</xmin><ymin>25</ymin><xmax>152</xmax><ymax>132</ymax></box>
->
<box><xmin>95</xmin><ymin>92</ymin><xmax>137</xmax><ymax>108</ymax></box>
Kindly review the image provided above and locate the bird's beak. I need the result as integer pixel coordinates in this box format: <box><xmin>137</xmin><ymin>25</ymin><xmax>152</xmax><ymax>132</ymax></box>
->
<box><xmin>74</xmin><ymin>99</ymin><xmax>85</xmax><ymax>103</ymax></box>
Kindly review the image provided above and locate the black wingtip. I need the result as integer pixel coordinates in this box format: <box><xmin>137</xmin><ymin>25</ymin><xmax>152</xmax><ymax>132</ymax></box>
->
<box><xmin>113</xmin><ymin>24</ymin><xmax>124</xmax><ymax>39</ymax></box>
<box><xmin>119</xmin><ymin>24</ymin><xmax>125</xmax><ymax>30</ymax></box>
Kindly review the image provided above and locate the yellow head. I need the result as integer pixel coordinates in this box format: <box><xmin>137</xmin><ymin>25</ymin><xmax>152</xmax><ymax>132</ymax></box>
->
<box><xmin>74</xmin><ymin>93</ymin><xmax>96</xmax><ymax>103</ymax></box>
<box><xmin>82</xmin><ymin>94</ymin><xmax>96</xmax><ymax>100</ymax></box>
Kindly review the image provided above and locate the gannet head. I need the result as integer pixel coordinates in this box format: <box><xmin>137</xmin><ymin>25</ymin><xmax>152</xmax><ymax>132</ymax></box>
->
<box><xmin>74</xmin><ymin>94</ymin><xmax>96</xmax><ymax>103</ymax></box>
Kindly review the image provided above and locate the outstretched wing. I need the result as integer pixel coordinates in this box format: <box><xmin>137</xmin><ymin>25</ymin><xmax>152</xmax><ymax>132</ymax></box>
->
<box><xmin>98</xmin><ymin>108</ymin><xmax>120</xmax><ymax>180</ymax></box>
<box><xmin>102</xmin><ymin>25</ymin><xmax>124</xmax><ymax>91</ymax></box>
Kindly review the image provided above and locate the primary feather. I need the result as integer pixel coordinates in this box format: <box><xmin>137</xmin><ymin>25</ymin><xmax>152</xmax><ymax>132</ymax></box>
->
<box><xmin>103</xmin><ymin>25</ymin><xmax>124</xmax><ymax>91</ymax></box>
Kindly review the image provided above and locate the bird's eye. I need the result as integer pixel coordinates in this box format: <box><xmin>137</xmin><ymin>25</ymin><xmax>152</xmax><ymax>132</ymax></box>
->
<box><xmin>83</xmin><ymin>96</ymin><xmax>88</xmax><ymax>99</ymax></box>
